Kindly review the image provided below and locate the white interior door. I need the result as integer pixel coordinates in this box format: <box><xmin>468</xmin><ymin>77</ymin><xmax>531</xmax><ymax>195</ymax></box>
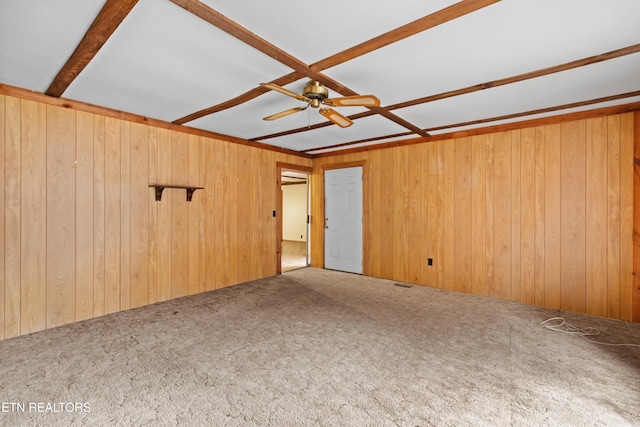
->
<box><xmin>324</xmin><ymin>167</ymin><xmax>362</xmax><ymax>274</ymax></box>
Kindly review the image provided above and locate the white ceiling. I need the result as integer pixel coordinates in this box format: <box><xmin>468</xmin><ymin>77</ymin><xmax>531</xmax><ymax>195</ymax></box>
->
<box><xmin>1</xmin><ymin>0</ymin><xmax>639</xmax><ymax>155</ymax></box>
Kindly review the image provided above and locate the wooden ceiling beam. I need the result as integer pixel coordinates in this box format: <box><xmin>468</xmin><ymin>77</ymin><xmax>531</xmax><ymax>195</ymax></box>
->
<box><xmin>389</xmin><ymin>43</ymin><xmax>640</xmax><ymax>110</ymax></box>
<box><xmin>310</xmin><ymin>0</ymin><xmax>502</xmax><ymax>72</ymax></box>
<box><xmin>169</xmin><ymin>0</ymin><xmax>428</xmax><ymax>136</ymax></box>
<box><xmin>45</xmin><ymin>0</ymin><xmax>139</xmax><ymax>98</ymax></box>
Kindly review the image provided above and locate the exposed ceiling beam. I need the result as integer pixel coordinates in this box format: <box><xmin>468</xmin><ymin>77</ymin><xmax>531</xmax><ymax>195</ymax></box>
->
<box><xmin>173</xmin><ymin>71</ymin><xmax>302</xmax><ymax>125</ymax></box>
<box><xmin>169</xmin><ymin>0</ymin><xmax>427</xmax><ymax>136</ymax></box>
<box><xmin>45</xmin><ymin>0</ymin><xmax>139</xmax><ymax>98</ymax></box>
<box><xmin>388</xmin><ymin>43</ymin><xmax>640</xmax><ymax>110</ymax></box>
<box><xmin>310</xmin><ymin>0</ymin><xmax>502</xmax><ymax>72</ymax></box>
<box><xmin>305</xmin><ymin>91</ymin><xmax>640</xmax><ymax>153</ymax></box>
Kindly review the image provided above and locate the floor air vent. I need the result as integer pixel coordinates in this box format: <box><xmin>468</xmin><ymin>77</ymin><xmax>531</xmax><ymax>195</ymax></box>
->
<box><xmin>393</xmin><ymin>283</ymin><xmax>412</xmax><ymax>288</ymax></box>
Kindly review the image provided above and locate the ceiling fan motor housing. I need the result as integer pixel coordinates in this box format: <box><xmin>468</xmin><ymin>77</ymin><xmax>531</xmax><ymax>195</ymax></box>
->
<box><xmin>303</xmin><ymin>80</ymin><xmax>328</xmax><ymax>108</ymax></box>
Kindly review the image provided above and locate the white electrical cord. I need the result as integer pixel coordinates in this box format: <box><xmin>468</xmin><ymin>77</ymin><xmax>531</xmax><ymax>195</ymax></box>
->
<box><xmin>540</xmin><ymin>317</ymin><xmax>640</xmax><ymax>348</ymax></box>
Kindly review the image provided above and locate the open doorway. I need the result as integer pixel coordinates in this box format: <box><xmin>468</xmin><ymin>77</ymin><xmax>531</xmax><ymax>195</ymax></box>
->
<box><xmin>277</xmin><ymin>163</ymin><xmax>311</xmax><ymax>273</ymax></box>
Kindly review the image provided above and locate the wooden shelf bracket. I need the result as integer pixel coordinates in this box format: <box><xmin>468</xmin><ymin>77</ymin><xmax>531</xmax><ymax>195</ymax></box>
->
<box><xmin>149</xmin><ymin>185</ymin><xmax>204</xmax><ymax>202</ymax></box>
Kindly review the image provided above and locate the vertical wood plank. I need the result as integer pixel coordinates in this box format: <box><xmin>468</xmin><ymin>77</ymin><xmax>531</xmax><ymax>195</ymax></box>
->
<box><xmin>157</xmin><ymin>127</ymin><xmax>172</xmax><ymax>301</ymax></box>
<box><xmin>215</xmin><ymin>140</ymin><xmax>230</xmax><ymax>288</ymax></box>
<box><xmin>120</xmin><ymin>120</ymin><xmax>131</xmax><ymax>311</ymax></box>
<box><xmin>20</xmin><ymin>99</ymin><xmax>47</xmax><ymax>334</ymax></box>
<box><xmin>393</xmin><ymin>146</ymin><xmax>409</xmax><ymax>282</ymax></box>
<box><xmin>198</xmin><ymin>136</ymin><xmax>207</xmax><ymax>292</ymax></box>
<box><xmin>544</xmin><ymin>124</ymin><xmax>562</xmax><ymax>309</ymax></box>
<box><xmin>204</xmin><ymin>138</ymin><xmax>216</xmax><ymax>291</ymax></box>
<box><xmin>633</xmin><ymin>111</ymin><xmax>640</xmax><ymax>322</ymax></box>
<box><xmin>248</xmin><ymin>147</ymin><xmax>262</xmax><ymax>282</ymax></box>
<box><xmin>261</xmin><ymin>150</ymin><xmax>277</xmax><ymax>277</ymax></box>
<box><xmin>104</xmin><ymin>116</ymin><xmax>121</xmax><ymax>314</ymax></box>
<box><xmin>4</xmin><ymin>96</ymin><xmax>21</xmax><ymax>338</ymax></box>
<box><xmin>171</xmin><ymin>131</ymin><xmax>189</xmax><ymax>298</ymax></box>
<box><xmin>75</xmin><ymin>110</ymin><xmax>94</xmax><ymax>321</ymax></box>
<box><xmin>511</xmin><ymin>131</ymin><xmax>521</xmax><ymax>303</ymax></box>
<box><xmin>129</xmin><ymin>123</ymin><xmax>149</xmax><ymax>308</ymax></box>
<box><xmin>228</xmin><ymin>143</ymin><xmax>239</xmax><ymax>286</ymax></box>
<box><xmin>471</xmin><ymin>135</ymin><xmax>486</xmax><ymax>296</ymax></box>
<box><xmin>585</xmin><ymin>117</ymin><xmax>608</xmax><ymax>317</ymax></box>
<box><xmin>407</xmin><ymin>144</ymin><xmax>422</xmax><ymax>284</ymax></box>
<box><xmin>560</xmin><ymin>120</ymin><xmax>586</xmax><ymax>313</ymax></box>
<box><xmin>520</xmin><ymin>128</ymin><xmax>536</xmax><ymax>305</ymax></box>
<box><xmin>492</xmin><ymin>131</ymin><xmax>512</xmax><ymax>300</ymax></box>
<box><xmin>236</xmin><ymin>145</ymin><xmax>250</xmax><ymax>284</ymax></box>
<box><xmin>454</xmin><ymin>137</ymin><xmax>472</xmax><ymax>293</ymax></box>
<box><xmin>188</xmin><ymin>134</ymin><xmax>201</xmax><ymax>294</ymax></box>
<box><xmin>46</xmin><ymin>105</ymin><xmax>76</xmax><ymax>328</ymax></box>
<box><xmin>379</xmin><ymin>149</ymin><xmax>395</xmax><ymax>280</ymax></box>
<box><xmin>607</xmin><ymin>115</ymin><xmax>621</xmax><ymax>318</ymax></box>
<box><xmin>443</xmin><ymin>139</ymin><xmax>455</xmax><ymax>291</ymax></box>
<box><xmin>368</xmin><ymin>150</ymin><xmax>382</xmax><ymax>278</ymax></box>
<box><xmin>93</xmin><ymin>114</ymin><xmax>105</xmax><ymax>317</ymax></box>
<box><xmin>619</xmin><ymin>113</ymin><xmax>634</xmax><ymax>320</ymax></box>
<box><xmin>484</xmin><ymin>134</ymin><xmax>495</xmax><ymax>297</ymax></box>
<box><xmin>533</xmin><ymin>126</ymin><xmax>546</xmax><ymax>306</ymax></box>
<box><xmin>0</xmin><ymin>95</ymin><xmax>5</xmax><ymax>339</ymax></box>
<box><xmin>426</xmin><ymin>142</ymin><xmax>439</xmax><ymax>287</ymax></box>
<box><xmin>147</xmin><ymin>127</ymin><xmax>159</xmax><ymax>304</ymax></box>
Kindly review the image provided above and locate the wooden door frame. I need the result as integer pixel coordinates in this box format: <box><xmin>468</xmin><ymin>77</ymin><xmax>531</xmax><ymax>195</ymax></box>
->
<box><xmin>276</xmin><ymin>162</ymin><xmax>312</xmax><ymax>274</ymax></box>
<box><xmin>320</xmin><ymin>160</ymin><xmax>368</xmax><ymax>275</ymax></box>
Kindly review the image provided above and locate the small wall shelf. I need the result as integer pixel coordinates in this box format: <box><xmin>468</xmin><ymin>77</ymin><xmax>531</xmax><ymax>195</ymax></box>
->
<box><xmin>149</xmin><ymin>185</ymin><xmax>204</xmax><ymax>202</ymax></box>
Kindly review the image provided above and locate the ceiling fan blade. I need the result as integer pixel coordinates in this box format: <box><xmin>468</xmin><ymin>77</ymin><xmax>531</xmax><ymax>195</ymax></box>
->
<box><xmin>263</xmin><ymin>106</ymin><xmax>307</xmax><ymax>121</ymax></box>
<box><xmin>260</xmin><ymin>82</ymin><xmax>310</xmax><ymax>102</ymax></box>
<box><xmin>323</xmin><ymin>94</ymin><xmax>380</xmax><ymax>107</ymax></box>
<box><xmin>319</xmin><ymin>108</ymin><xmax>353</xmax><ymax>128</ymax></box>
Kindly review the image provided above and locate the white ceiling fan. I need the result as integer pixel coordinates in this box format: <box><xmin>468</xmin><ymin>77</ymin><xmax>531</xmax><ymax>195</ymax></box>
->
<box><xmin>260</xmin><ymin>80</ymin><xmax>380</xmax><ymax>128</ymax></box>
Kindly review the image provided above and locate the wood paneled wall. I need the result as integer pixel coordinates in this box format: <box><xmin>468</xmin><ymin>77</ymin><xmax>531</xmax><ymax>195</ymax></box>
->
<box><xmin>311</xmin><ymin>113</ymin><xmax>636</xmax><ymax>321</ymax></box>
<box><xmin>0</xmin><ymin>94</ymin><xmax>311</xmax><ymax>340</ymax></box>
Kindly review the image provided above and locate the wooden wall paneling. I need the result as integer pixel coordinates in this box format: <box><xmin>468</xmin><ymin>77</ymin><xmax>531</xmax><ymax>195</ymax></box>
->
<box><xmin>606</xmin><ymin>115</ymin><xmax>621</xmax><ymax>318</ymax></box>
<box><xmin>129</xmin><ymin>123</ymin><xmax>149</xmax><ymax>309</ymax></box>
<box><xmin>249</xmin><ymin>147</ymin><xmax>262</xmax><ymax>281</ymax></box>
<box><xmin>419</xmin><ymin>145</ymin><xmax>430</xmax><ymax>285</ymax></box>
<box><xmin>544</xmin><ymin>125</ymin><xmax>561</xmax><ymax>309</ymax></box>
<box><xmin>510</xmin><ymin>131</ymin><xmax>521</xmax><ymax>303</ymax></box>
<box><xmin>471</xmin><ymin>135</ymin><xmax>487</xmax><ymax>296</ymax></box>
<box><xmin>442</xmin><ymin>139</ymin><xmax>455</xmax><ymax>291</ymax></box>
<box><xmin>157</xmin><ymin>127</ymin><xmax>172</xmax><ymax>301</ymax></box>
<box><xmin>544</xmin><ymin>124</ymin><xmax>562</xmax><ymax>309</ymax></box>
<box><xmin>4</xmin><ymin>96</ymin><xmax>20</xmax><ymax>338</ymax></box>
<box><xmin>262</xmin><ymin>150</ymin><xmax>277</xmax><ymax>277</ymax></box>
<box><xmin>484</xmin><ymin>134</ymin><xmax>495</xmax><ymax>297</ymax></box>
<box><xmin>20</xmin><ymin>99</ymin><xmax>47</xmax><ymax>334</ymax></box>
<box><xmin>188</xmin><ymin>134</ymin><xmax>201</xmax><ymax>294</ymax></box>
<box><xmin>436</xmin><ymin>141</ymin><xmax>446</xmax><ymax>289</ymax></box>
<box><xmin>119</xmin><ymin>120</ymin><xmax>131</xmax><ymax>311</ymax></box>
<box><xmin>633</xmin><ymin>111</ymin><xmax>640</xmax><ymax>322</ymax></box>
<box><xmin>407</xmin><ymin>144</ymin><xmax>423</xmax><ymax>284</ymax></box>
<box><xmin>0</xmin><ymin>95</ymin><xmax>5</xmax><ymax>339</ymax></box>
<box><xmin>393</xmin><ymin>146</ymin><xmax>409</xmax><ymax>282</ymax></box>
<box><xmin>520</xmin><ymin>128</ymin><xmax>536</xmax><ymax>305</ymax></box>
<box><xmin>204</xmin><ymin>138</ymin><xmax>216</xmax><ymax>291</ymax></box>
<box><xmin>367</xmin><ymin>150</ymin><xmax>381</xmax><ymax>278</ymax></box>
<box><xmin>93</xmin><ymin>114</ymin><xmax>106</xmax><ymax>317</ymax></box>
<box><xmin>197</xmin><ymin>136</ymin><xmax>206</xmax><ymax>293</ymax></box>
<box><xmin>75</xmin><ymin>110</ymin><xmax>95</xmax><ymax>320</ymax></box>
<box><xmin>619</xmin><ymin>113</ymin><xmax>634</xmax><ymax>320</ymax></box>
<box><xmin>560</xmin><ymin>120</ymin><xmax>587</xmax><ymax>313</ymax></box>
<box><xmin>228</xmin><ymin>143</ymin><xmax>239</xmax><ymax>286</ymax></box>
<box><xmin>454</xmin><ymin>137</ymin><xmax>472</xmax><ymax>293</ymax></box>
<box><xmin>379</xmin><ymin>149</ymin><xmax>395</xmax><ymax>279</ymax></box>
<box><xmin>426</xmin><ymin>141</ymin><xmax>439</xmax><ymax>287</ymax></box>
<box><xmin>236</xmin><ymin>145</ymin><xmax>251</xmax><ymax>284</ymax></box>
<box><xmin>533</xmin><ymin>126</ymin><xmax>546</xmax><ymax>307</ymax></box>
<box><xmin>585</xmin><ymin>117</ymin><xmax>608</xmax><ymax>317</ymax></box>
<box><xmin>147</xmin><ymin>127</ymin><xmax>159</xmax><ymax>304</ymax></box>
<box><xmin>171</xmin><ymin>131</ymin><xmax>189</xmax><ymax>298</ymax></box>
<box><xmin>104</xmin><ymin>116</ymin><xmax>121</xmax><ymax>314</ymax></box>
<box><xmin>491</xmin><ymin>131</ymin><xmax>512</xmax><ymax>300</ymax></box>
<box><xmin>215</xmin><ymin>140</ymin><xmax>231</xmax><ymax>288</ymax></box>
<box><xmin>46</xmin><ymin>105</ymin><xmax>76</xmax><ymax>328</ymax></box>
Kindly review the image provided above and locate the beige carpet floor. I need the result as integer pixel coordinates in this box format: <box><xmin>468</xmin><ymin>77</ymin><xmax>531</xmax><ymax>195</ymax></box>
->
<box><xmin>0</xmin><ymin>268</ymin><xmax>638</xmax><ymax>426</ymax></box>
<box><xmin>281</xmin><ymin>240</ymin><xmax>308</xmax><ymax>272</ymax></box>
